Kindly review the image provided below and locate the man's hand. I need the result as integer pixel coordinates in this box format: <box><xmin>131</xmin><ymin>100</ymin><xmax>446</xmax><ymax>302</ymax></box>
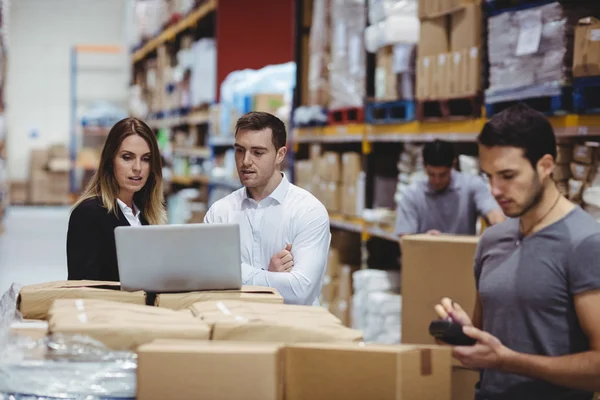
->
<box><xmin>268</xmin><ymin>243</ymin><xmax>293</xmax><ymax>272</ymax></box>
<box><xmin>434</xmin><ymin>297</ymin><xmax>473</xmax><ymax>326</ymax></box>
<box><xmin>453</xmin><ymin>326</ymin><xmax>514</xmax><ymax>370</ymax></box>
<box><xmin>426</xmin><ymin>229</ymin><xmax>442</xmax><ymax>236</ymax></box>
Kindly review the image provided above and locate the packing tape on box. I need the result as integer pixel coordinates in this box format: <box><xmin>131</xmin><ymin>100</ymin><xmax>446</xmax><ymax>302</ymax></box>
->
<box><xmin>216</xmin><ymin>301</ymin><xmax>249</xmax><ymax>323</ymax></box>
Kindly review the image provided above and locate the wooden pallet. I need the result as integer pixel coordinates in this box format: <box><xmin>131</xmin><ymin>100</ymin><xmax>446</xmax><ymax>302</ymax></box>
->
<box><xmin>417</xmin><ymin>95</ymin><xmax>483</xmax><ymax>121</ymax></box>
<box><xmin>485</xmin><ymin>0</ymin><xmax>556</xmax><ymax>16</ymax></box>
<box><xmin>366</xmin><ymin>100</ymin><xmax>416</xmax><ymax>124</ymax></box>
<box><xmin>573</xmin><ymin>77</ymin><xmax>600</xmax><ymax>114</ymax></box>
<box><xmin>485</xmin><ymin>87</ymin><xmax>572</xmax><ymax>117</ymax></box>
<box><xmin>327</xmin><ymin>107</ymin><xmax>365</xmax><ymax>126</ymax></box>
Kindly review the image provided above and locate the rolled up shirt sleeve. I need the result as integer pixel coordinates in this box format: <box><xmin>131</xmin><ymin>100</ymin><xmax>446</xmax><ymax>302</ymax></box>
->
<box><xmin>395</xmin><ymin>191</ymin><xmax>420</xmax><ymax>235</ymax></box>
<box><xmin>242</xmin><ymin>205</ymin><xmax>331</xmax><ymax>305</ymax></box>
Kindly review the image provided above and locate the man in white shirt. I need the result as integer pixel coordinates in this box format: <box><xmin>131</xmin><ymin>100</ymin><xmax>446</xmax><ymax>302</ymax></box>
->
<box><xmin>204</xmin><ymin>111</ymin><xmax>331</xmax><ymax>305</ymax></box>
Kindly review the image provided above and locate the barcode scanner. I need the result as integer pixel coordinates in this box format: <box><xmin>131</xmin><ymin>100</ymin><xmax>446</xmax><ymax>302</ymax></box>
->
<box><xmin>429</xmin><ymin>319</ymin><xmax>477</xmax><ymax>346</ymax></box>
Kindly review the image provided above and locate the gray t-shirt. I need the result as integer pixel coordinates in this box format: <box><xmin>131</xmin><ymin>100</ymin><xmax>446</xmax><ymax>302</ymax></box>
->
<box><xmin>474</xmin><ymin>207</ymin><xmax>600</xmax><ymax>400</ymax></box>
<box><xmin>395</xmin><ymin>171</ymin><xmax>499</xmax><ymax>235</ymax></box>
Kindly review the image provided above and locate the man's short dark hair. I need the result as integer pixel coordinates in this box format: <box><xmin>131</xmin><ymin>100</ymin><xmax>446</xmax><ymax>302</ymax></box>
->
<box><xmin>235</xmin><ymin>111</ymin><xmax>287</xmax><ymax>150</ymax></box>
<box><xmin>478</xmin><ymin>103</ymin><xmax>557</xmax><ymax>167</ymax></box>
<box><xmin>423</xmin><ymin>140</ymin><xmax>455</xmax><ymax>168</ymax></box>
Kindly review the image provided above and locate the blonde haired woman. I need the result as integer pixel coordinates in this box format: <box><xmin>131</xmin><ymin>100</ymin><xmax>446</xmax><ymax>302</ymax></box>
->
<box><xmin>67</xmin><ymin>117</ymin><xmax>167</xmax><ymax>281</ymax></box>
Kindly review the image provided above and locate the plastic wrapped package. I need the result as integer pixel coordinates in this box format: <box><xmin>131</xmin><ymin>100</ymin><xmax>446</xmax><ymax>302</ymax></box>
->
<box><xmin>458</xmin><ymin>155</ymin><xmax>480</xmax><ymax>176</ymax></box>
<box><xmin>329</xmin><ymin>0</ymin><xmax>366</xmax><ymax>109</ymax></box>
<box><xmin>486</xmin><ymin>2</ymin><xmax>600</xmax><ymax>103</ymax></box>
<box><xmin>307</xmin><ymin>0</ymin><xmax>331</xmax><ymax>107</ymax></box>
<box><xmin>190</xmin><ymin>39</ymin><xmax>217</xmax><ymax>107</ymax></box>
<box><xmin>365</xmin><ymin>15</ymin><xmax>419</xmax><ymax>53</ymax></box>
<box><xmin>0</xmin><ymin>334</ymin><xmax>136</xmax><ymax>399</ymax></box>
<box><xmin>351</xmin><ymin>269</ymin><xmax>400</xmax><ymax>333</ymax></box>
<box><xmin>368</xmin><ymin>0</ymin><xmax>418</xmax><ymax>25</ymax></box>
<box><xmin>218</xmin><ymin>62</ymin><xmax>296</xmax><ymax>136</ymax></box>
<box><xmin>0</xmin><ymin>283</ymin><xmax>23</xmax><ymax>332</ymax></box>
<box><xmin>363</xmin><ymin>292</ymin><xmax>402</xmax><ymax>344</ymax></box>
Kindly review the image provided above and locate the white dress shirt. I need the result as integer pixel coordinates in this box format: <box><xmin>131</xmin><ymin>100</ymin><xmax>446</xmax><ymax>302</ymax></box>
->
<box><xmin>204</xmin><ymin>174</ymin><xmax>331</xmax><ymax>306</ymax></box>
<box><xmin>117</xmin><ymin>198</ymin><xmax>142</xmax><ymax>227</ymax></box>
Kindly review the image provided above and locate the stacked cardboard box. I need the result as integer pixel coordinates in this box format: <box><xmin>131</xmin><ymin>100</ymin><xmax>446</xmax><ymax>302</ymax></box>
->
<box><xmin>307</xmin><ymin>0</ymin><xmax>331</xmax><ymax>107</ymax></box>
<box><xmin>569</xmin><ymin>143</ymin><xmax>600</xmax><ymax>205</ymax></box>
<box><xmin>329</xmin><ymin>0</ymin><xmax>366</xmax><ymax>109</ymax></box>
<box><xmin>486</xmin><ymin>2</ymin><xmax>600</xmax><ymax>104</ymax></box>
<box><xmin>137</xmin><ymin>340</ymin><xmax>453</xmax><ymax>400</ymax></box>
<box><xmin>573</xmin><ymin>17</ymin><xmax>600</xmax><ymax>78</ymax></box>
<box><xmin>294</xmin><ymin>148</ymin><xmax>363</xmax><ymax>217</ymax></box>
<box><xmin>320</xmin><ymin>248</ymin><xmax>359</xmax><ymax>327</ymax></box>
<box><xmin>28</xmin><ymin>145</ymin><xmax>71</xmax><ymax>205</ymax></box>
<box><xmin>417</xmin><ymin>0</ymin><xmax>482</xmax><ymax>101</ymax></box>
<box><xmin>401</xmin><ymin>234</ymin><xmax>480</xmax><ymax>400</ymax></box>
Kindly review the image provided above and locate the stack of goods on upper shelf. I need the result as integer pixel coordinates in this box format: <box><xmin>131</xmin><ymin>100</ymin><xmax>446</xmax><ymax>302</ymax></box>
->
<box><xmin>554</xmin><ymin>142</ymin><xmax>600</xmax><ymax>220</ymax></box>
<box><xmin>131</xmin><ymin>36</ymin><xmax>216</xmax><ymax>119</ymax></box>
<box><xmin>131</xmin><ymin>0</ymin><xmax>197</xmax><ymax>52</ymax></box>
<box><xmin>320</xmin><ymin>249</ymin><xmax>359</xmax><ymax>327</ymax></box>
<box><xmin>216</xmin><ymin>63</ymin><xmax>295</xmax><ymax>138</ymax></box>
<box><xmin>366</xmin><ymin>0</ymin><xmax>419</xmax><ymax>124</ymax></box>
<box><xmin>294</xmin><ymin>144</ymin><xmax>365</xmax><ymax>218</ymax></box>
<box><xmin>352</xmin><ymin>269</ymin><xmax>401</xmax><ymax>344</ymax></box>
<box><xmin>485</xmin><ymin>2</ymin><xmax>600</xmax><ymax>116</ymax></box>
<box><xmin>395</xmin><ymin>143</ymin><xmax>424</xmax><ymax>207</ymax></box>
<box><xmin>417</xmin><ymin>0</ymin><xmax>483</xmax><ymax>119</ymax></box>
<box><xmin>167</xmin><ymin>186</ymin><xmax>208</xmax><ymax>224</ymax></box>
<box><xmin>0</xmin><ymin>115</ymin><xmax>5</xmax><ymax>234</ymax></box>
<box><xmin>295</xmin><ymin>0</ymin><xmax>367</xmax><ymax>126</ymax></box>
<box><xmin>28</xmin><ymin>145</ymin><xmax>71</xmax><ymax>205</ymax></box>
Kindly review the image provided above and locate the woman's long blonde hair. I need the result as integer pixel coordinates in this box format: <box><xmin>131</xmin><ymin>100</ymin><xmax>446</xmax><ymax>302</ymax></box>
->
<box><xmin>74</xmin><ymin>117</ymin><xmax>167</xmax><ymax>225</ymax></box>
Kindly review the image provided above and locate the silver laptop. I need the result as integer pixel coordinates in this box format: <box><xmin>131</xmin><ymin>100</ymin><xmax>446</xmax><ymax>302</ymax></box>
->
<box><xmin>115</xmin><ymin>223</ymin><xmax>242</xmax><ymax>293</ymax></box>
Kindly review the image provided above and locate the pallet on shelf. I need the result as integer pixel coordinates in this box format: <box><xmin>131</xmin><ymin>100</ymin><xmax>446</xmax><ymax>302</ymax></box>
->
<box><xmin>485</xmin><ymin>87</ymin><xmax>573</xmax><ymax>118</ymax></box>
<box><xmin>484</xmin><ymin>0</ymin><xmax>556</xmax><ymax>16</ymax></box>
<box><xmin>327</xmin><ymin>107</ymin><xmax>365</xmax><ymax>126</ymax></box>
<box><xmin>573</xmin><ymin>77</ymin><xmax>600</xmax><ymax>115</ymax></box>
<box><xmin>366</xmin><ymin>100</ymin><xmax>416</xmax><ymax>124</ymax></box>
<box><xmin>417</xmin><ymin>94</ymin><xmax>483</xmax><ymax>121</ymax></box>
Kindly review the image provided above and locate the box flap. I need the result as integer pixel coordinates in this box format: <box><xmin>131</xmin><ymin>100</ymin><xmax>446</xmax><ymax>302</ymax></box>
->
<box><xmin>401</xmin><ymin>234</ymin><xmax>479</xmax><ymax>244</ymax></box>
<box><xmin>577</xmin><ymin>16</ymin><xmax>600</xmax><ymax>26</ymax></box>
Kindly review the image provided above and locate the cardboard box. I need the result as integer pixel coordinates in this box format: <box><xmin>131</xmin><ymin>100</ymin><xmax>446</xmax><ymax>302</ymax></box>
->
<box><xmin>326</xmin><ymin>248</ymin><xmax>341</xmax><ymax>277</ymax></box>
<box><xmin>401</xmin><ymin>235</ymin><xmax>479</xmax><ymax>345</ymax></box>
<box><xmin>341</xmin><ymin>184</ymin><xmax>358</xmax><ymax>216</ymax></box>
<box><xmin>137</xmin><ymin>340</ymin><xmax>284</xmax><ymax>400</ymax></box>
<box><xmin>464</xmin><ymin>46</ymin><xmax>481</xmax><ymax>95</ymax></box>
<box><xmin>321</xmin><ymin>152</ymin><xmax>341</xmax><ymax>182</ymax></box>
<box><xmin>573</xmin><ymin>17</ymin><xmax>600</xmax><ymax>78</ymax></box>
<box><xmin>417</xmin><ymin>56</ymin><xmax>433</xmax><ymax>100</ymax></box>
<box><xmin>18</xmin><ymin>280</ymin><xmax>146</xmax><ymax>320</ymax></box>
<box><xmin>9</xmin><ymin>320</ymin><xmax>49</xmax><ymax>340</ymax></box>
<box><xmin>285</xmin><ymin>343</ymin><xmax>452</xmax><ymax>400</ymax></box>
<box><xmin>556</xmin><ymin>145</ymin><xmax>573</xmax><ymax>164</ymax></box>
<box><xmin>452</xmin><ymin>366</ymin><xmax>479</xmax><ymax>400</ymax></box>
<box><xmin>155</xmin><ymin>286</ymin><xmax>284</xmax><ymax>309</ymax></box>
<box><xmin>342</xmin><ymin>152</ymin><xmax>361</xmax><ymax>185</ymax></box>
<box><xmin>321</xmin><ymin>181</ymin><xmax>341</xmax><ymax>213</ymax></box>
<box><xmin>434</xmin><ymin>53</ymin><xmax>451</xmax><ymax>99</ymax></box>
<box><xmin>375</xmin><ymin>46</ymin><xmax>396</xmax><ymax>101</ymax></box>
<box><xmin>449</xmin><ymin>51</ymin><xmax>466</xmax><ymax>98</ymax></box>
<box><xmin>48</xmin><ymin>299</ymin><xmax>211</xmax><ymax>351</ymax></box>
<box><xmin>320</xmin><ymin>276</ymin><xmax>339</xmax><ymax>305</ymax></box>
<box><xmin>571</xmin><ymin>162</ymin><xmax>593</xmax><ymax>182</ymax></box>
<box><xmin>573</xmin><ymin>143</ymin><xmax>598</xmax><ymax>165</ymax></box>
<box><xmin>190</xmin><ymin>300</ymin><xmax>363</xmax><ymax>343</ymax></box>
<box><xmin>253</xmin><ymin>94</ymin><xmax>285</xmax><ymax>114</ymax></box>
<box><xmin>553</xmin><ymin>164</ymin><xmax>572</xmax><ymax>182</ymax></box>
<box><xmin>451</xmin><ymin>3</ymin><xmax>482</xmax><ymax>51</ymax></box>
<box><xmin>418</xmin><ymin>17</ymin><xmax>449</xmax><ymax>58</ymax></box>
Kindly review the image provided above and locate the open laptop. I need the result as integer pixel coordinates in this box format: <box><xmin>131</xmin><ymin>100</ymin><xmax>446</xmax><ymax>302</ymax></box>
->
<box><xmin>114</xmin><ymin>223</ymin><xmax>242</xmax><ymax>293</ymax></box>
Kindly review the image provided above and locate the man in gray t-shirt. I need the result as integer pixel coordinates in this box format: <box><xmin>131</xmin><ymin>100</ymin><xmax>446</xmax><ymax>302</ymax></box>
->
<box><xmin>435</xmin><ymin>104</ymin><xmax>600</xmax><ymax>400</ymax></box>
<box><xmin>395</xmin><ymin>140</ymin><xmax>504</xmax><ymax>236</ymax></box>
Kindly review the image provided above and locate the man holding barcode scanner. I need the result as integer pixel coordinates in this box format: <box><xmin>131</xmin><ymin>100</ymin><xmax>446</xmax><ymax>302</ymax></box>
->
<box><xmin>432</xmin><ymin>104</ymin><xmax>600</xmax><ymax>400</ymax></box>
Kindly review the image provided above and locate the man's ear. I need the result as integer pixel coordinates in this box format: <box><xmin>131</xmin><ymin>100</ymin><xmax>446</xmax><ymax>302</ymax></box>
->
<box><xmin>276</xmin><ymin>146</ymin><xmax>287</xmax><ymax>164</ymax></box>
<box><xmin>537</xmin><ymin>154</ymin><xmax>555</xmax><ymax>179</ymax></box>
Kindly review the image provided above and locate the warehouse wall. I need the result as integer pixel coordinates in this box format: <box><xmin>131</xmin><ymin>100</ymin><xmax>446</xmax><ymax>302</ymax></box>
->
<box><xmin>216</xmin><ymin>0</ymin><xmax>295</xmax><ymax>99</ymax></box>
<box><xmin>6</xmin><ymin>0</ymin><xmax>130</xmax><ymax>181</ymax></box>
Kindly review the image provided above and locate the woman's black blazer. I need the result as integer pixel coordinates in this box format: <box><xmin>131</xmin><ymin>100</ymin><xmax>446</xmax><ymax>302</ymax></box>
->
<box><xmin>66</xmin><ymin>197</ymin><xmax>148</xmax><ymax>282</ymax></box>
